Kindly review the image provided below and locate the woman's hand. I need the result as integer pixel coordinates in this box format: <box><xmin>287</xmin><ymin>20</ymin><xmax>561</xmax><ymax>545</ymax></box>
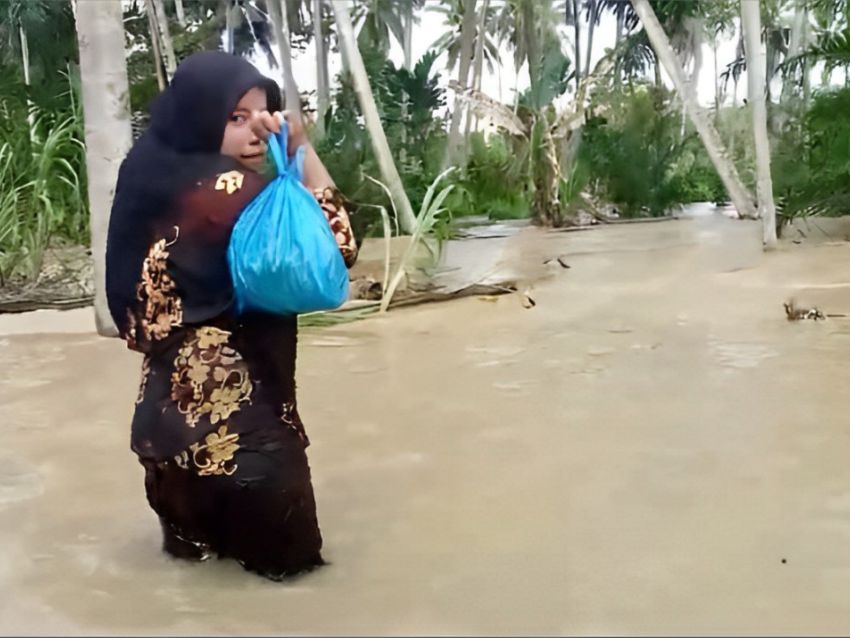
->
<box><xmin>249</xmin><ymin>110</ymin><xmax>309</xmax><ymax>155</ymax></box>
<box><xmin>249</xmin><ymin>109</ymin><xmax>336</xmax><ymax>192</ymax></box>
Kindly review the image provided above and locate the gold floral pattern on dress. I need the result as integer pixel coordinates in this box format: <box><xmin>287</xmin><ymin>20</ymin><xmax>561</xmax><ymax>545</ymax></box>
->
<box><xmin>171</xmin><ymin>424</ymin><xmax>240</xmax><ymax>475</ymax></box>
<box><xmin>170</xmin><ymin>326</ymin><xmax>253</xmax><ymax>427</ymax></box>
<box><xmin>215</xmin><ymin>170</ymin><xmax>245</xmax><ymax>194</ymax></box>
<box><xmin>314</xmin><ymin>187</ymin><xmax>357</xmax><ymax>268</ymax></box>
<box><xmin>174</xmin><ymin>450</ymin><xmax>190</xmax><ymax>469</ymax></box>
<box><xmin>172</xmin><ymin>425</ymin><xmax>242</xmax><ymax>477</ymax></box>
<box><xmin>127</xmin><ymin>232</ymin><xmax>183</xmax><ymax>350</ymax></box>
<box><xmin>136</xmin><ymin>356</ymin><xmax>151</xmax><ymax>405</ymax></box>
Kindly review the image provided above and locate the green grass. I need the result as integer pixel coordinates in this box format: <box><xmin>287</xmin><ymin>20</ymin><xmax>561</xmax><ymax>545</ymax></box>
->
<box><xmin>0</xmin><ymin>76</ymin><xmax>87</xmax><ymax>284</ymax></box>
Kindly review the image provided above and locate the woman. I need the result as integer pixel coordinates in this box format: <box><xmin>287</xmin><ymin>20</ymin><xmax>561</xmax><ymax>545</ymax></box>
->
<box><xmin>106</xmin><ymin>52</ymin><xmax>356</xmax><ymax>580</ymax></box>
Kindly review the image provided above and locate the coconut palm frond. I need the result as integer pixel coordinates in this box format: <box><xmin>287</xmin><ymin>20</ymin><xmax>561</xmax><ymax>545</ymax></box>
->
<box><xmin>551</xmin><ymin>56</ymin><xmax>612</xmax><ymax>139</ymax></box>
<box><xmin>448</xmin><ymin>80</ymin><xmax>527</xmax><ymax>136</ymax></box>
<box><xmin>782</xmin><ymin>27</ymin><xmax>850</xmax><ymax>76</ymax></box>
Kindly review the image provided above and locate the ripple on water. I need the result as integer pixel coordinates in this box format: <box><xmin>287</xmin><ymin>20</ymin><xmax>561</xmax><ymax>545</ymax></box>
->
<box><xmin>0</xmin><ymin>456</ymin><xmax>44</xmax><ymax>508</ymax></box>
<box><xmin>709</xmin><ymin>339</ymin><xmax>779</xmax><ymax>369</ymax></box>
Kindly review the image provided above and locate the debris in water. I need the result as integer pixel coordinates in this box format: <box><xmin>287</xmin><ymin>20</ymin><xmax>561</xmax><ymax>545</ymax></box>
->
<box><xmin>349</xmin><ymin>277</ymin><xmax>383</xmax><ymax>301</ymax></box>
<box><xmin>544</xmin><ymin>256</ymin><xmax>571</xmax><ymax>269</ymax></box>
<box><xmin>522</xmin><ymin>289</ymin><xmax>536</xmax><ymax>309</ymax></box>
<box><xmin>784</xmin><ymin>300</ymin><xmax>826</xmax><ymax>321</ymax></box>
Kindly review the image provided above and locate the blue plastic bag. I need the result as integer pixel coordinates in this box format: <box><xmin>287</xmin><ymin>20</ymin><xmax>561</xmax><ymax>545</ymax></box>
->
<box><xmin>227</xmin><ymin>124</ymin><xmax>349</xmax><ymax>316</ymax></box>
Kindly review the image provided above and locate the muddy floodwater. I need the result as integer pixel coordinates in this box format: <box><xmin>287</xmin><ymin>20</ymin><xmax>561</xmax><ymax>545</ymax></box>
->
<box><xmin>1</xmin><ymin>210</ymin><xmax>849</xmax><ymax>635</ymax></box>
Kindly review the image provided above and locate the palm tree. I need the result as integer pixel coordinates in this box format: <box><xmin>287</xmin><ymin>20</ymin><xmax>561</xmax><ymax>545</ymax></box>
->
<box><xmin>566</xmin><ymin>0</ymin><xmax>582</xmax><ymax>90</ymax></box>
<box><xmin>467</xmin><ymin>0</ymin><xmax>492</xmax><ymax>134</ymax></box>
<box><xmin>497</xmin><ymin>0</ymin><xmax>561</xmax><ymax>103</ymax></box>
<box><xmin>583</xmin><ymin>0</ymin><xmax>604</xmax><ymax>77</ymax></box>
<box><xmin>74</xmin><ymin>0</ymin><xmax>134</xmax><ymax>335</ymax></box>
<box><xmin>597</xmin><ymin>0</ymin><xmax>632</xmax><ymax>81</ymax></box>
<box><xmin>0</xmin><ymin>0</ymin><xmax>78</xmax><ymax>115</ymax></box>
<box><xmin>352</xmin><ymin>0</ymin><xmax>405</xmax><ymax>56</ymax></box>
<box><xmin>151</xmin><ymin>0</ymin><xmax>177</xmax><ymax>79</ymax></box>
<box><xmin>331</xmin><ymin>0</ymin><xmax>417</xmax><ymax>233</ymax></box>
<box><xmin>267</xmin><ymin>0</ymin><xmax>302</xmax><ymax>112</ymax></box>
<box><xmin>174</xmin><ymin>0</ymin><xmax>187</xmax><ymax>26</ymax></box>
<box><xmin>313</xmin><ymin>0</ymin><xmax>329</xmax><ymax>135</ymax></box>
<box><xmin>1</xmin><ymin>1</ymin><xmax>35</xmax><ymax>133</ymax></box>
<box><xmin>630</xmin><ymin>0</ymin><xmax>758</xmax><ymax>221</ymax></box>
<box><xmin>443</xmin><ymin>0</ymin><xmax>478</xmax><ymax>169</ymax></box>
<box><xmin>431</xmin><ymin>0</ymin><xmax>500</xmax><ymax>75</ymax></box>
<box><xmin>145</xmin><ymin>0</ymin><xmax>167</xmax><ymax>90</ymax></box>
<box><xmin>701</xmin><ymin>0</ymin><xmax>736</xmax><ymax>116</ymax></box>
<box><xmin>785</xmin><ymin>0</ymin><xmax>850</xmax><ymax>95</ymax></box>
<box><xmin>781</xmin><ymin>0</ymin><xmax>810</xmax><ymax>106</ymax></box>
<box><xmin>741</xmin><ymin>0</ymin><xmax>777</xmax><ymax>247</ymax></box>
<box><xmin>402</xmin><ymin>0</ymin><xmax>427</xmax><ymax>70</ymax></box>
<box><xmin>431</xmin><ymin>0</ymin><xmax>501</xmax><ymax>128</ymax></box>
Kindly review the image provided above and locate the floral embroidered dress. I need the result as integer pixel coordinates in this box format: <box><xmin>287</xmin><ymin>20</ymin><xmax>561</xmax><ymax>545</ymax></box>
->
<box><xmin>105</xmin><ymin>52</ymin><xmax>356</xmax><ymax>580</ymax></box>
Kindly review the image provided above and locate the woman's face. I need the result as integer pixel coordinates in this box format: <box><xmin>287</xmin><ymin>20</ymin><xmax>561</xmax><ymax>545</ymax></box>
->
<box><xmin>220</xmin><ymin>86</ymin><xmax>268</xmax><ymax>172</ymax></box>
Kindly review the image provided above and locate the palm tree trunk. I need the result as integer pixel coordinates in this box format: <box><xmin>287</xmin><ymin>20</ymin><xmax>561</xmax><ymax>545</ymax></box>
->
<box><xmin>631</xmin><ymin>0</ymin><xmax>757</xmax><ymax>220</ymax></box>
<box><xmin>18</xmin><ymin>23</ymin><xmax>30</xmax><ymax>88</ymax></box>
<box><xmin>18</xmin><ymin>23</ymin><xmax>36</xmax><ymax>137</ymax></box>
<box><xmin>513</xmin><ymin>65</ymin><xmax>520</xmax><ymax>113</ymax></box>
<box><xmin>776</xmin><ymin>0</ymin><xmax>807</xmax><ymax>130</ymax></box>
<box><xmin>150</xmin><ymin>0</ymin><xmax>176</xmax><ymax>80</ymax></box>
<box><xmin>572</xmin><ymin>0</ymin><xmax>582</xmax><ymax>91</ymax></box>
<box><xmin>331</xmin><ymin>0</ymin><xmax>417</xmax><ymax>234</ymax></box>
<box><xmin>174</xmin><ymin>0</ymin><xmax>186</xmax><ymax>26</ymax></box>
<box><xmin>444</xmin><ymin>0</ymin><xmax>477</xmax><ymax>169</ymax></box>
<box><xmin>584</xmin><ymin>0</ymin><xmax>596</xmax><ymax>78</ymax></box>
<box><xmin>713</xmin><ymin>39</ymin><xmax>720</xmax><ymax>121</ymax></box>
<box><xmin>616</xmin><ymin>10</ymin><xmax>624</xmax><ymax>45</ymax></box>
<box><xmin>801</xmin><ymin>5</ymin><xmax>811</xmax><ymax>106</ymax></box>
<box><xmin>614</xmin><ymin>13</ymin><xmax>625</xmax><ymax>86</ymax></box>
<box><xmin>741</xmin><ymin>0</ymin><xmax>777</xmax><ymax>247</ymax></box>
<box><xmin>75</xmin><ymin>0</ymin><xmax>134</xmax><ymax>336</ymax></box>
<box><xmin>145</xmin><ymin>0</ymin><xmax>167</xmax><ymax>91</ymax></box>
<box><xmin>399</xmin><ymin>0</ymin><xmax>416</xmax><ymax>161</ymax></box>
<box><xmin>269</xmin><ymin>0</ymin><xmax>302</xmax><ymax>113</ymax></box>
<box><xmin>732</xmin><ymin>75</ymin><xmax>739</xmax><ymax>107</ymax></box>
<box><xmin>802</xmin><ymin>36</ymin><xmax>810</xmax><ymax>106</ymax></box>
<box><xmin>313</xmin><ymin>0</ymin><xmax>329</xmax><ymax>137</ymax></box>
<box><xmin>781</xmin><ymin>0</ymin><xmax>806</xmax><ymax>104</ymax></box>
<box><xmin>225</xmin><ymin>0</ymin><xmax>235</xmax><ymax>54</ymax></box>
<box><xmin>523</xmin><ymin>0</ymin><xmax>540</xmax><ymax>96</ymax></box>
<box><xmin>684</xmin><ymin>24</ymin><xmax>703</xmax><ymax>137</ymax></box>
<box><xmin>615</xmin><ymin>9</ymin><xmax>624</xmax><ymax>84</ymax></box>
<box><xmin>466</xmin><ymin>0</ymin><xmax>489</xmax><ymax>136</ymax></box>
<box><xmin>403</xmin><ymin>0</ymin><xmax>414</xmax><ymax>70</ymax></box>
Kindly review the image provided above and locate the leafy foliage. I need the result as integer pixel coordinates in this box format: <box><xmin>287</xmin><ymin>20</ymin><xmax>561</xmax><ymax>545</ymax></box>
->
<box><xmin>773</xmin><ymin>88</ymin><xmax>850</xmax><ymax>221</ymax></box>
<box><xmin>0</xmin><ymin>66</ymin><xmax>87</xmax><ymax>281</ymax></box>
<box><xmin>316</xmin><ymin>48</ymin><xmax>449</xmax><ymax>237</ymax></box>
<box><xmin>581</xmin><ymin>86</ymin><xmax>706</xmax><ymax>216</ymax></box>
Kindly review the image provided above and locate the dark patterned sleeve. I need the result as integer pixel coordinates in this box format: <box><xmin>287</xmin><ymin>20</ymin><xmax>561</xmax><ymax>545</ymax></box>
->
<box><xmin>122</xmin><ymin>170</ymin><xmax>270</xmax><ymax>351</ymax></box>
<box><xmin>162</xmin><ymin>169</ymin><xmax>270</xmax><ymax>325</ymax></box>
<box><xmin>312</xmin><ymin>186</ymin><xmax>358</xmax><ymax>268</ymax></box>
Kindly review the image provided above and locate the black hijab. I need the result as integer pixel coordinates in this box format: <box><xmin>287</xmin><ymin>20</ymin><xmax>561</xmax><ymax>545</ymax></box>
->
<box><xmin>106</xmin><ymin>52</ymin><xmax>282</xmax><ymax>335</ymax></box>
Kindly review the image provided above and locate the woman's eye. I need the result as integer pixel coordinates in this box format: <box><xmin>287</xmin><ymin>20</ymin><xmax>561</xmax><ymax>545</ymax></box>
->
<box><xmin>230</xmin><ymin>114</ymin><xmax>247</xmax><ymax>124</ymax></box>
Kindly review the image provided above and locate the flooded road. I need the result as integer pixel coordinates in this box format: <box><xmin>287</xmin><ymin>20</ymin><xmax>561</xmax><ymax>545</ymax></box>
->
<box><xmin>2</xmin><ymin>211</ymin><xmax>850</xmax><ymax>635</ymax></box>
